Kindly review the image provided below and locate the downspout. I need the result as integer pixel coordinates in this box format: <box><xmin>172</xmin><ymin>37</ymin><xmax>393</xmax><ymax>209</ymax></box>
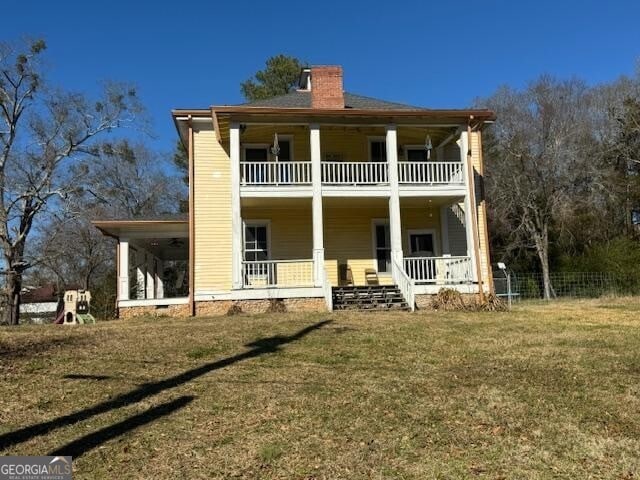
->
<box><xmin>188</xmin><ymin>116</ymin><xmax>196</xmax><ymax>316</ymax></box>
<box><xmin>465</xmin><ymin>117</ymin><xmax>485</xmax><ymax>302</ymax></box>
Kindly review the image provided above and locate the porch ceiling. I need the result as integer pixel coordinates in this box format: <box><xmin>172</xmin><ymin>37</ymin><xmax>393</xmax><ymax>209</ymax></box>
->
<box><xmin>241</xmin><ymin>197</ymin><xmax>312</xmax><ymax>208</ymax></box>
<box><xmin>400</xmin><ymin>196</ymin><xmax>465</xmax><ymax>208</ymax></box>
<box><xmin>130</xmin><ymin>237</ymin><xmax>188</xmax><ymax>261</ymax></box>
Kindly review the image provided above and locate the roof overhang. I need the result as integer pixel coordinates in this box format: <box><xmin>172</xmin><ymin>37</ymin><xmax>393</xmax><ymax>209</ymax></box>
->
<box><xmin>172</xmin><ymin>109</ymin><xmax>215</xmax><ymax>146</ymax></box>
<box><xmin>92</xmin><ymin>220</ymin><xmax>189</xmax><ymax>240</ymax></box>
<box><xmin>171</xmin><ymin>106</ymin><xmax>496</xmax><ymax>144</ymax></box>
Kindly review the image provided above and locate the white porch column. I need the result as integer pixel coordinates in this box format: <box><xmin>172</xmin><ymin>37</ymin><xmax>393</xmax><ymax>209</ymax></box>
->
<box><xmin>230</xmin><ymin>122</ymin><xmax>243</xmax><ymax>289</ymax></box>
<box><xmin>386</xmin><ymin>125</ymin><xmax>403</xmax><ymax>266</ymax></box>
<box><xmin>135</xmin><ymin>253</ymin><xmax>146</xmax><ymax>300</ymax></box>
<box><xmin>155</xmin><ymin>259</ymin><xmax>164</xmax><ymax>299</ymax></box>
<box><xmin>459</xmin><ymin>131</ymin><xmax>478</xmax><ymax>282</ymax></box>
<box><xmin>310</xmin><ymin>124</ymin><xmax>325</xmax><ymax>286</ymax></box>
<box><xmin>118</xmin><ymin>239</ymin><xmax>129</xmax><ymax>301</ymax></box>
<box><xmin>145</xmin><ymin>253</ymin><xmax>155</xmax><ymax>299</ymax></box>
<box><xmin>440</xmin><ymin>205</ymin><xmax>451</xmax><ymax>255</ymax></box>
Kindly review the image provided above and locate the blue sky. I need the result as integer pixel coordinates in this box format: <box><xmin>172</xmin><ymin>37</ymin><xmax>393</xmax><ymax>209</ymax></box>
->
<box><xmin>3</xmin><ymin>0</ymin><xmax>639</xmax><ymax>153</ymax></box>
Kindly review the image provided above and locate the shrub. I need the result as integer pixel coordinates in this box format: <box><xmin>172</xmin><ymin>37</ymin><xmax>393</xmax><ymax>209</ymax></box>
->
<box><xmin>266</xmin><ymin>298</ymin><xmax>287</xmax><ymax>313</ymax></box>
<box><xmin>226</xmin><ymin>302</ymin><xmax>243</xmax><ymax>316</ymax></box>
<box><xmin>430</xmin><ymin>288</ymin><xmax>507</xmax><ymax>312</ymax></box>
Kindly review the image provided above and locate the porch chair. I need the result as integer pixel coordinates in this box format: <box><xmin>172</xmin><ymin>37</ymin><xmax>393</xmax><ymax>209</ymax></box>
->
<box><xmin>365</xmin><ymin>268</ymin><xmax>380</xmax><ymax>286</ymax></box>
<box><xmin>338</xmin><ymin>263</ymin><xmax>354</xmax><ymax>286</ymax></box>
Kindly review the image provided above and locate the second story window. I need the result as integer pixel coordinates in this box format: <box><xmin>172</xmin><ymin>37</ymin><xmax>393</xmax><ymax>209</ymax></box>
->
<box><xmin>369</xmin><ymin>139</ymin><xmax>387</xmax><ymax>162</ymax></box>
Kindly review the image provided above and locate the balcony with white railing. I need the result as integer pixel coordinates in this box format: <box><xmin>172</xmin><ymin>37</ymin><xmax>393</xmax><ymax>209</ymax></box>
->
<box><xmin>398</xmin><ymin>161</ymin><xmax>465</xmax><ymax>185</ymax></box>
<box><xmin>242</xmin><ymin>259</ymin><xmax>315</xmax><ymax>288</ymax></box>
<box><xmin>239</xmin><ymin>160</ymin><xmax>466</xmax><ymax>190</ymax></box>
<box><xmin>403</xmin><ymin>256</ymin><xmax>473</xmax><ymax>284</ymax></box>
<box><xmin>240</xmin><ymin>161</ymin><xmax>312</xmax><ymax>186</ymax></box>
<box><xmin>321</xmin><ymin>161</ymin><xmax>389</xmax><ymax>185</ymax></box>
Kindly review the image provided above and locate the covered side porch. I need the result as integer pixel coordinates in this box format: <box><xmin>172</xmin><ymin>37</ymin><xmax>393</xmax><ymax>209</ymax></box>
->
<box><xmin>93</xmin><ymin>219</ymin><xmax>189</xmax><ymax>309</ymax></box>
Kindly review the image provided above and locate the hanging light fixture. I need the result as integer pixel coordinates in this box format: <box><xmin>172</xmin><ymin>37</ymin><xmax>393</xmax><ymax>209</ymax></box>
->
<box><xmin>424</xmin><ymin>134</ymin><xmax>433</xmax><ymax>160</ymax></box>
<box><xmin>271</xmin><ymin>132</ymin><xmax>280</xmax><ymax>161</ymax></box>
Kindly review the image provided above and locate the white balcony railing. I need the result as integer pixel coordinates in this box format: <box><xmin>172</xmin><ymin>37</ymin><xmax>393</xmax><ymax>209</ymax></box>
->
<box><xmin>239</xmin><ymin>161</ymin><xmax>465</xmax><ymax>186</ymax></box>
<box><xmin>321</xmin><ymin>161</ymin><xmax>389</xmax><ymax>185</ymax></box>
<box><xmin>398</xmin><ymin>161</ymin><xmax>465</xmax><ymax>184</ymax></box>
<box><xmin>240</xmin><ymin>161</ymin><xmax>312</xmax><ymax>186</ymax></box>
<box><xmin>403</xmin><ymin>256</ymin><xmax>473</xmax><ymax>284</ymax></box>
<box><xmin>242</xmin><ymin>259</ymin><xmax>314</xmax><ymax>288</ymax></box>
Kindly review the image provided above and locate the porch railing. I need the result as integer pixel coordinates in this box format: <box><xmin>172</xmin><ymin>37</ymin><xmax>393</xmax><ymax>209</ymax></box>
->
<box><xmin>242</xmin><ymin>259</ymin><xmax>314</xmax><ymax>288</ymax></box>
<box><xmin>240</xmin><ymin>161</ymin><xmax>312</xmax><ymax>185</ymax></box>
<box><xmin>321</xmin><ymin>161</ymin><xmax>389</xmax><ymax>185</ymax></box>
<box><xmin>403</xmin><ymin>256</ymin><xmax>473</xmax><ymax>284</ymax></box>
<box><xmin>392</xmin><ymin>258</ymin><xmax>415</xmax><ymax>311</ymax></box>
<box><xmin>397</xmin><ymin>161</ymin><xmax>465</xmax><ymax>184</ymax></box>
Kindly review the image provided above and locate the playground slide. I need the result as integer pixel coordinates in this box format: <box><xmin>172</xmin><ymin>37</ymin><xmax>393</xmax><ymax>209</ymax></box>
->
<box><xmin>75</xmin><ymin>313</ymin><xmax>96</xmax><ymax>324</ymax></box>
<box><xmin>54</xmin><ymin>311</ymin><xmax>64</xmax><ymax>324</ymax></box>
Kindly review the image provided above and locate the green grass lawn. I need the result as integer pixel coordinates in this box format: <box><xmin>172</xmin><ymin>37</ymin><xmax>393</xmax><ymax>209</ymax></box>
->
<box><xmin>1</xmin><ymin>299</ymin><xmax>640</xmax><ymax>479</ymax></box>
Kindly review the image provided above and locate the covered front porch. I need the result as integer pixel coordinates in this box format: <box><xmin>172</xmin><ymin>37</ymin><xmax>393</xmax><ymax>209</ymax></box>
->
<box><xmin>239</xmin><ymin>196</ymin><xmax>477</xmax><ymax>292</ymax></box>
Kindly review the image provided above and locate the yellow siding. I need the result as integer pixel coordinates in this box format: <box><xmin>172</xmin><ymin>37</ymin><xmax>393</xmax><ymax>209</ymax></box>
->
<box><xmin>324</xmin><ymin>205</ymin><xmax>440</xmax><ymax>286</ymax></box>
<box><xmin>470</xmin><ymin>131</ymin><xmax>492</xmax><ymax>287</ymax></box>
<box><xmin>234</xmin><ymin>126</ymin><xmax>454</xmax><ymax>163</ymax></box>
<box><xmin>240</xmin><ymin>126</ymin><xmax>310</xmax><ymax>161</ymax></box>
<box><xmin>242</xmin><ymin>205</ymin><xmax>313</xmax><ymax>260</ymax></box>
<box><xmin>193</xmin><ymin>127</ymin><xmax>232</xmax><ymax>292</ymax></box>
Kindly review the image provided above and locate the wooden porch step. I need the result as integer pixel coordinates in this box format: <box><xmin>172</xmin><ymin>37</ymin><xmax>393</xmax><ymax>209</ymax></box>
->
<box><xmin>332</xmin><ymin>285</ymin><xmax>410</xmax><ymax>312</ymax></box>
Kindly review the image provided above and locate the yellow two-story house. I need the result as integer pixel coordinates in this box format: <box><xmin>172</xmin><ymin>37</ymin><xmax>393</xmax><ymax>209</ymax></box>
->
<box><xmin>94</xmin><ymin>66</ymin><xmax>495</xmax><ymax>317</ymax></box>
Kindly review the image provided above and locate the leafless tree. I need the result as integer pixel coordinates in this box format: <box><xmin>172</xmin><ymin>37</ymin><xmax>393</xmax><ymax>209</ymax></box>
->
<box><xmin>481</xmin><ymin>76</ymin><xmax>596</xmax><ymax>299</ymax></box>
<box><xmin>0</xmin><ymin>39</ymin><xmax>141</xmax><ymax>324</ymax></box>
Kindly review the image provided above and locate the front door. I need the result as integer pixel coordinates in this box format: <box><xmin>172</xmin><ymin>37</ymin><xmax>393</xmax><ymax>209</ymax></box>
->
<box><xmin>276</xmin><ymin>139</ymin><xmax>291</xmax><ymax>183</ymax></box>
<box><xmin>244</xmin><ymin>224</ymin><xmax>270</xmax><ymax>285</ymax></box>
<box><xmin>409</xmin><ymin>231</ymin><xmax>435</xmax><ymax>257</ymax></box>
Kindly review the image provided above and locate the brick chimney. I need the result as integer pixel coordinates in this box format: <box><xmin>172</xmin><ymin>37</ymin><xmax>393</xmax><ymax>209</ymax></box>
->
<box><xmin>310</xmin><ymin>66</ymin><xmax>344</xmax><ymax>109</ymax></box>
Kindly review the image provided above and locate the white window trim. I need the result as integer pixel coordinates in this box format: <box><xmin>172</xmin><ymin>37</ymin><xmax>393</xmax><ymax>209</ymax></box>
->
<box><xmin>242</xmin><ymin>220</ymin><xmax>271</xmax><ymax>261</ymax></box>
<box><xmin>367</xmin><ymin>136</ymin><xmax>387</xmax><ymax>163</ymax></box>
<box><xmin>371</xmin><ymin>218</ymin><xmax>392</xmax><ymax>276</ymax></box>
<box><xmin>406</xmin><ymin>228</ymin><xmax>440</xmax><ymax>257</ymax></box>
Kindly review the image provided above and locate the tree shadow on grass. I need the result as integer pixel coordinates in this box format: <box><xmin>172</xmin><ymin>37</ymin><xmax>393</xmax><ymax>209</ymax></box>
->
<box><xmin>63</xmin><ymin>374</ymin><xmax>112</xmax><ymax>381</ymax></box>
<box><xmin>48</xmin><ymin>396</ymin><xmax>195</xmax><ymax>458</ymax></box>
<box><xmin>0</xmin><ymin>320</ymin><xmax>331</xmax><ymax>451</ymax></box>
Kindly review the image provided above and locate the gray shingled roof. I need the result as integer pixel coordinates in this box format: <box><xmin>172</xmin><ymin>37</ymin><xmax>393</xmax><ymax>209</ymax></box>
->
<box><xmin>239</xmin><ymin>91</ymin><xmax>426</xmax><ymax>110</ymax></box>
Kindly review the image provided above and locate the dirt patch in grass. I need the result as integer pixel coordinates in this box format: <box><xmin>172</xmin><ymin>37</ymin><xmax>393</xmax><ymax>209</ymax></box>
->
<box><xmin>1</xmin><ymin>300</ymin><xmax>639</xmax><ymax>478</ymax></box>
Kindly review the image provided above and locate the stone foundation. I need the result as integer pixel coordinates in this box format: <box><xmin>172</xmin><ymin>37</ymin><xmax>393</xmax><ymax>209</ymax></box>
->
<box><xmin>118</xmin><ymin>303</ymin><xmax>190</xmax><ymax>319</ymax></box>
<box><xmin>119</xmin><ymin>297</ymin><xmax>327</xmax><ymax>319</ymax></box>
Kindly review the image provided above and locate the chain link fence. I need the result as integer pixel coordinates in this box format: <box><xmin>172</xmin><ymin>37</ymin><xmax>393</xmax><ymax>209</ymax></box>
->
<box><xmin>493</xmin><ymin>271</ymin><xmax>640</xmax><ymax>301</ymax></box>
